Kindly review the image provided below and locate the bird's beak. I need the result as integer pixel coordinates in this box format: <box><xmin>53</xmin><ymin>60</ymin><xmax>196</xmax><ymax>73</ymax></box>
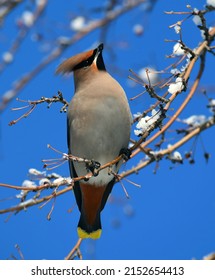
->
<box><xmin>94</xmin><ymin>43</ymin><xmax>104</xmax><ymax>60</ymax></box>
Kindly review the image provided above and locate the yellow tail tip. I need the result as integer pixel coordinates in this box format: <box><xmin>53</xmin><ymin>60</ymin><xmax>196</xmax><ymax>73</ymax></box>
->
<box><xmin>77</xmin><ymin>227</ymin><xmax>102</xmax><ymax>239</ymax></box>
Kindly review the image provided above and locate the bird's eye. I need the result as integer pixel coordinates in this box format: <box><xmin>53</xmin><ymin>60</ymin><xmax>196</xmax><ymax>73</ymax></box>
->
<box><xmin>84</xmin><ymin>60</ymin><xmax>89</xmax><ymax>68</ymax></box>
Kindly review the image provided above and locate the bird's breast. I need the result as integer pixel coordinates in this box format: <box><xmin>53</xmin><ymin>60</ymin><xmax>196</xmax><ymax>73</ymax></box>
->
<box><xmin>67</xmin><ymin>80</ymin><xmax>131</xmax><ymax>185</ymax></box>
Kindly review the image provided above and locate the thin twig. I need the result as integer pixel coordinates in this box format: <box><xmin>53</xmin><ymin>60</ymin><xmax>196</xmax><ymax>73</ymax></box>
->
<box><xmin>15</xmin><ymin>244</ymin><xmax>25</xmax><ymax>260</ymax></box>
<box><xmin>120</xmin><ymin>116</ymin><xmax>215</xmax><ymax>179</ymax></box>
<box><xmin>65</xmin><ymin>238</ymin><xmax>83</xmax><ymax>260</ymax></box>
<box><xmin>0</xmin><ymin>0</ymin><xmax>48</xmax><ymax>73</ymax></box>
<box><xmin>131</xmin><ymin>27</ymin><xmax>215</xmax><ymax>157</ymax></box>
<box><xmin>9</xmin><ymin>91</ymin><xmax>69</xmax><ymax>125</ymax></box>
<box><xmin>0</xmin><ymin>0</ymin><xmax>148</xmax><ymax>113</ymax></box>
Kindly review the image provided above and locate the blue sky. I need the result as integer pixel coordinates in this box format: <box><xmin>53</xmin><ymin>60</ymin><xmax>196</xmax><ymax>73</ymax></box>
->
<box><xmin>0</xmin><ymin>0</ymin><xmax>215</xmax><ymax>260</ymax></box>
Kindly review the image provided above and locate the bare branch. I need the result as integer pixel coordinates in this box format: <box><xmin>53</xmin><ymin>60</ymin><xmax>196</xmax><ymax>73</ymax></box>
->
<box><xmin>0</xmin><ymin>0</ymin><xmax>48</xmax><ymax>73</ymax></box>
<box><xmin>120</xmin><ymin>115</ymin><xmax>215</xmax><ymax>179</ymax></box>
<box><xmin>131</xmin><ymin>26</ymin><xmax>215</xmax><ymax>157</ymax></box>
<box><xmin>65</xmin><ymin>238</ymin><xmax>83</xmax><ymax>260</ymax></box>
<box><xmin>9</xmin><ymin>91</ymin><xmax>69</xmax><ymax>126</ymax></box>
<box><xmin>0</xmin><ymin>0</ymin><xmax>23</xmax><ymax>24</ymax></box>
<box><xmin>0</xmin><ymin>0</ymin><xmax>148</xmax><ymax>113</ymax></box>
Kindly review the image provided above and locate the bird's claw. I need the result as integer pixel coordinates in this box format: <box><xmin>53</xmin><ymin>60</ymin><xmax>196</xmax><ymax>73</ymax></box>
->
<box><xmin>86</xmin><ymin>160</ymin><xmax>101</xmax><ymax>176</ymax></box>
<box><xmin>120</xmin><ymin>148</ymin><xmax>131</xmax><ymax>161</ymax></box>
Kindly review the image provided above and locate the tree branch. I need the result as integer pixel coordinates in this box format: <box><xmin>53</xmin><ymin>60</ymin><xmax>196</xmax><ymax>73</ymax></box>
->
<box><xmin>131</xmin><ymin>26</ymin><xmax>215</xmax><ymax>157</ymax></box>
<box><xmin>120</xmin><ymin>115</ymin><xmax>215</xmax><ymax>179</ymax></box>
<box><xmin>0</xmin><ymin>0</ymin><xmax>148</xmax><ymax>113</ymax></box>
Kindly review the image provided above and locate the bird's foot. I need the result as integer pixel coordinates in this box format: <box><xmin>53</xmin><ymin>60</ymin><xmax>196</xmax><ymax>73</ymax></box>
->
<box><xmin>86</xmin><ymin>160</ymin><xmax>101</xmax><ymax>176</ymax></box>
<box><xmin>119</xmin><ymin>148</ymin><xmax>131</xmax><ymax>161</ymax></box>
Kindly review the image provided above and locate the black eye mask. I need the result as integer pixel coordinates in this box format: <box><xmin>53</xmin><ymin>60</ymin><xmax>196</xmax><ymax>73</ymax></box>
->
<box><xmin>73</xmin><ymin>44</ymin><xmax>106</xmax><ymax>71</ymax></box>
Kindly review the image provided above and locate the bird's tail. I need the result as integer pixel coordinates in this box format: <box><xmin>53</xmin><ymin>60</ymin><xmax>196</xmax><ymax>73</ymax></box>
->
<box><xmin>77</xmin><ymin>212</ymin><xmax>102</xmax><ymax>239</ymax></box>
<box><xmin>74</xmin><ymin>179</ymin><xmax>115</xmax><ymax>240</ymax></box>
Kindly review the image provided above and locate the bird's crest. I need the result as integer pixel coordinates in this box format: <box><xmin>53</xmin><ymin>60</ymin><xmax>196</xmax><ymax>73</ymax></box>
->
<box><xmin>56</xmin><ymin>43</ymin><xmax>105</xmax><ymax>74</ymax></box>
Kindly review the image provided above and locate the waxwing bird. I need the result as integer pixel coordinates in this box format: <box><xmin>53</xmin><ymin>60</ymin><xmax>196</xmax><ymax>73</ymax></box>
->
<box><xmin>56</xmin><ymin>43</ymin><xmax>132</xmax><ymax>239</ymax></box>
